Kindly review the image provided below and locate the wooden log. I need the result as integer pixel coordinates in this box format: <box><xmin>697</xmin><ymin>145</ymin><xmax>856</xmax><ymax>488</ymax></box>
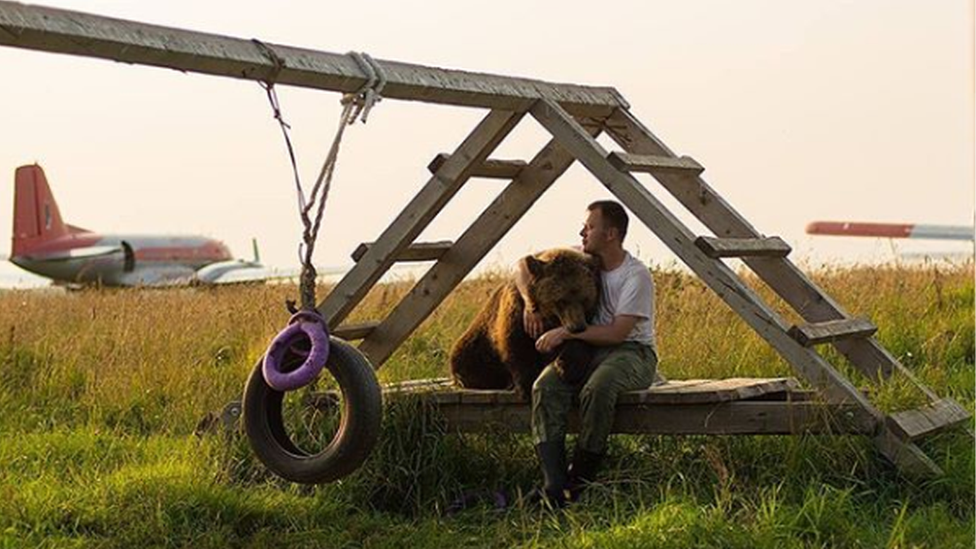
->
<box><xmin>0</xmin><ymin>1</ymin><xmax>626</xmax><ymax>116</ymax></box>
<box><xmin>695</xmin><ymin>236</ymin><xmax>792</xmax><ymax>259</ymax></box>
<box><xmin>886</xmin><ymin>398</ymin><xmax>972</xmax><ymax>441</ymax></box>
<box><xmin>607</xmin><ymin>152</ymin><xmax>704</xmax><ymax>176</ymax></box>
<box><xmin>427</xmin><ymin>153</ymin><xmax>527</xmax><ymax>179</ymax></box>
<box><xmin>317</xmin><ymin>109</ymin><xmax>522</xmax><ymax>329</ymax></box>
<box><xmin>788</xmin><ymin>318</ymin><xmax>877</xmax><ymax>347</ymax></box>
<box><xmin>351</xmin><ymin>241</ymin><xmax>452</xmax><ymax>263</ymax></box>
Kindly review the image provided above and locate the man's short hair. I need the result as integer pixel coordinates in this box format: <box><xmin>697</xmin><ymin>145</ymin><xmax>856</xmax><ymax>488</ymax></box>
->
<box><xmin>587</xmin><ymin>200</ymin><xmax>629</xmax><ymax>241</ymax></box>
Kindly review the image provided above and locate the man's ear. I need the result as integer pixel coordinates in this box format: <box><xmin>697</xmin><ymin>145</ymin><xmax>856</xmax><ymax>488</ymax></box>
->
<box><xmin>525</xmin><ymin>255</ymin><xmax>545</xmax><ymax>278</ymax></box>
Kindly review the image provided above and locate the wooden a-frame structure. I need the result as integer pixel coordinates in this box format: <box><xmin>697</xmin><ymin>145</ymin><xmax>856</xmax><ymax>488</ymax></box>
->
<box><xmin>1</xmin><ymin>1</ymin><xmax>970</xmax><ymax>478</ymax></box>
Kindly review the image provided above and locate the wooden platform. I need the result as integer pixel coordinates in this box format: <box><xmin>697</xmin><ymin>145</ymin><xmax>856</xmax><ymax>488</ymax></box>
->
<box><xmin>310</xmin><ymin>377</ymin><xmax>876</xmax><ymax>436</ymax></box>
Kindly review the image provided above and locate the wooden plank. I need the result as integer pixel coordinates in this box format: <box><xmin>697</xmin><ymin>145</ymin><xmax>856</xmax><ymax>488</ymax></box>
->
<box><xmin>311</xmin><ymin>377</ymin><xmax>802</xmax><ymax>406</ymax></box>
<box><xmin>530</xmin><ymin>98</ymin><xmax>880</xmax><ymax>416</ymax></box>
<box><xmin>886</xmin><ymin>398</ymin><xmax>972</xmax><ymax>441</ymax></box>
<box><xmin>873</xmin><ymin>430</ymin><xmax>944</xmax><ymax>479</ymax></box>
<box><xmin>427</xmin><ymin>153</ymin><xmax>527</xmax><ymax>179</ymax></box>
<box><xmin>436</xmin><ymin>401</ymin><xmax>875</xmax><ymax>436</ymax></box>
<box><xmin>355</xmin><ymin>122</ymin><xmax>604</xmax><ymax>367</ymax></box>
<box><xmin>351</xmin><ymin>241</ymin><xmax>452</xmax><ymax>263</ymax></box>
<box><xmin>602</xmin><ymin>109</ymin><xmax>900</xmax><ymax>383</ymax></box>
<box><xmin>317</xmin><ymin>109</ymin><xmax>523</xmax><ymax>329</ymax></box>
<box><xmin>607</xmin><ymin>152</ymin><xmax>704</xmax><ymax>176</ymax></box>
<box><xmin>695</xmin><ymin>236</ymin><xmax>791</xmax><ymax>258</ymax></box>
<box><xmin>0</xmin><ymin>2</ymin><xmax>626</xmax><ymax>116</ymax></box>
<box><xmin>331</xmin><ymin>321</ymin><xmax>380</xmax><ymax>341</ymax></box>
<box><xmin>788</xmin><ymin>318</ymin><xmax>878</xmax><ymax>347</ymax></box>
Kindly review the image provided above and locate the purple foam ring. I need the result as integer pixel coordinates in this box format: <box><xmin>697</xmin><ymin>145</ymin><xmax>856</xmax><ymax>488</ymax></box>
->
<box><xmin>262</xmin><ymin>311</ymin><xmax>331</xmax><ymax>392</ymax></box>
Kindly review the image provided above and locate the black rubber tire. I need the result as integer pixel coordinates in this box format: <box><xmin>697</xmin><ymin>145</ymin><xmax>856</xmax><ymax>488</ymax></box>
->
<box><xmin>243</xmin><ymin>336</ymin><xmax>383</xmax><ymax>484</ymax></box>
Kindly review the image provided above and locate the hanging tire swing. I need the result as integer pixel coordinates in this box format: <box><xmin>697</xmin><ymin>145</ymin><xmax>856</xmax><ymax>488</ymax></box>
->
<box><xmin>243</xmin><ymin>336</ymin><xmax>383</xmax><ymax>484</ymax></box>
<box><xmin>242</xmin><ymin>47</ymin><xmax>387</xmax><ymax>484</ymax></box>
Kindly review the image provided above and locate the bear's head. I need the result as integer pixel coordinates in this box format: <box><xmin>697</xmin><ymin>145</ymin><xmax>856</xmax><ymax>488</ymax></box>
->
<box><xmin>523</xmin><ymin>248</ymin><xmax>600</xmax><ymax>334</ymax></box>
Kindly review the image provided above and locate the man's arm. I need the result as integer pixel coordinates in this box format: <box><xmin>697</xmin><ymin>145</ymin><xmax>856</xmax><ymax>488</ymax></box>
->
<box><xmin>535</xmin><ymin>314</ymin><xmax>640</xmax><ymax>353</ymax></box>
<box><xmin>516</xmin><ymin>257</ymin><xmax>545</xmax><ymax>339</ymax></box>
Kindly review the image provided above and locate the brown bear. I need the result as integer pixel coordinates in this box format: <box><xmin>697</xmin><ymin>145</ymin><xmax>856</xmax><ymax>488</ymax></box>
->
<box><xmin>449</xmin><ymin>248</ymin><xmax>601</xmax><ymax>399</ymax></box>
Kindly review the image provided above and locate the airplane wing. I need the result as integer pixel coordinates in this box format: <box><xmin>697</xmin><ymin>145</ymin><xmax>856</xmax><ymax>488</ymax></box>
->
<box><xmin>806</xmin><ymin>221</ymin><xmax>974</xmax><ymax>241</ymax></box>
<box><xmin>193</xmin><ymin>261</ymin><xmax>350</xmax><ymax>285</ymax></box>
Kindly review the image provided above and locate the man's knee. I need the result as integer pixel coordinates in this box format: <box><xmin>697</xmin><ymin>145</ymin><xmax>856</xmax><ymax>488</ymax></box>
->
<box><xmin>532</xmin><ymin>367</ymin><xmax>566</xmax><ymax>397</ymax></box>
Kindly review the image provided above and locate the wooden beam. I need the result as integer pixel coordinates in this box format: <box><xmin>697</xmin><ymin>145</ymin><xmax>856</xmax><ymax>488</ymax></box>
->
<box><xmin>427</xmin><ymin>153</ymin><xmax>527</xmax><ymax>179</ymax></box>
<box><xmin>331</xmin><ymin>321</ymin><xmax>379</xmax><ymax>341</ymax></box>
<box><xmin>0</xmin><ymin>1</ymin><xmax>626</xmax><ymax>116</ymax></box>
<box><xmin>602</xmin><ymin>108</ymin><xmax>900</xmax><ymax>383</ymax></box>
<box><xmin>355</xmin><ymin>122</ymin><xmax>603</xmax><ymax>367</ymax></box>
<box><xmin>788</xmin><ymin>318</ymin><xmax>878</xmax><ymax>347</ymax></box>
<box><xmin>351</xmin><ymin>241</ymin><xmax>452</xmax><ymax>263</ymax></box>
<box><xmin>317</xmin><ymin>109</ymin><xmax>523</xmax><ymax>329</ymax></box>
<box><xmin>886</xmin><ymin>398</ymin><xmax>972</xmax><ymax>441</ymax></box>
<box><xmin>695</xmin><ymin>236</ymin><xmax>792</xmax><ymax>258</ymax></box>
<box><xmin>435</xmin><ymin>401</ymin><xmax>874</xmax><ymax>435</ymax></box>
<box><xmin>607</xmin><ymin>152</ymin><xmax>704</xmax><ymax>176</ymax></box>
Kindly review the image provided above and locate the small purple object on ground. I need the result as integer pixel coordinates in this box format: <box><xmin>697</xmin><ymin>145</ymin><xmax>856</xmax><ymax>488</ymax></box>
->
<box><xmin>263</xmin><ymin>310</ymin><xmax>330</xmax><ymax>391</ymax></box>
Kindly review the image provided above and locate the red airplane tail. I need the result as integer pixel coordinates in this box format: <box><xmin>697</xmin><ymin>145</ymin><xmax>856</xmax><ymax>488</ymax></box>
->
<box><xmin>11</xmin><ymin>164</ymin><xmax>85</xmax><ymax>257</ymax></box>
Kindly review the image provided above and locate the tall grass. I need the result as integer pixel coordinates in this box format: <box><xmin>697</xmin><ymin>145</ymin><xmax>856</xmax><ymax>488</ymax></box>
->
<box><xmin>0</xmin><ymin>262</ymin><xmax>972</xmax><ymax>548</ymax></box>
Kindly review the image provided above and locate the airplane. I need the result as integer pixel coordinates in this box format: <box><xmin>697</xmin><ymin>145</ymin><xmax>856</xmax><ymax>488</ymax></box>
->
<box><xmin>6</xmin><ymin>163</ymin><xmax>305</xmax><ymax>287</ymax></box>
<box><xmin>806</xmin><ymin>221</ymin><xmax>974</xmax><ymax>242</ymax></box>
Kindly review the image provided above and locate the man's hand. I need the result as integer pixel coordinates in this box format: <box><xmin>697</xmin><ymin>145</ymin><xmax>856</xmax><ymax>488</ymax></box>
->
<box><xmin>523</xmin><ymin>309</ymin><xmax>545</xmax><ymax>339</ymax></box>
<box><xmin>536</xmin><ymin>326</ymin><xmax>571</xmax><ymax>354</ymax></box>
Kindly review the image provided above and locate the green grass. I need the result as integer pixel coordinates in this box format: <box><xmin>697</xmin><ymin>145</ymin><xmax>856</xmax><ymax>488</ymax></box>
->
<box><xmin>0</xmin><ymin>263</ymin><xmax>972</xmax><ymax>548</ymax></box>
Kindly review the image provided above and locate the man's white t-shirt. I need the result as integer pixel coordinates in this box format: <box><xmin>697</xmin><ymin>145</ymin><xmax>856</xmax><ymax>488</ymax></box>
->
<box><xmin>592</xmin><ymin>252</ymin><xmax>656</xmax><ymax>351</ymax></box>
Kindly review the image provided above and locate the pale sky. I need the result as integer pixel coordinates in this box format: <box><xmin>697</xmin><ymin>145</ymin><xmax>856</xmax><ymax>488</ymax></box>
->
<box><xmin>1</xmin><ymin>0</ymin><xmax>973</xmax><ymax>281</ymax></box>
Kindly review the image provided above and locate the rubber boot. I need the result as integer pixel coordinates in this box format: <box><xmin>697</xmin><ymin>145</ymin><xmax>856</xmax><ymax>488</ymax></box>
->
<box><xmin>533</xmin><ymin>441</ymin><xmax>568</xmax><ymax>508</ymax></box>
<box><xmin>566</xmin><ymin>447</ymin><xmax>604</xmax><ymax>502</ymax></box>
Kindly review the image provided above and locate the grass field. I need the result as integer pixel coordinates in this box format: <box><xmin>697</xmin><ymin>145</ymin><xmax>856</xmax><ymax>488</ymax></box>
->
<box><xmin>0</xmin><ymin>262</ymin><xmax>972</xmax><ymax>548</ymax></box>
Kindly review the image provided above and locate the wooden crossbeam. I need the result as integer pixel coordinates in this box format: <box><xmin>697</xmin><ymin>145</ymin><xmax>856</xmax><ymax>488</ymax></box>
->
<box><xmin>427</xmin><ymin>153</ymin><xmax>527</xmax><ymax>179</ymax></box>
<box><xmin>531</xmin><ymin>99</ymin><xmax>881</xmax><ymax>415</ymax></box>
<box><xmin>351</xmin><ymin>241</ymin><xmax>452</xmax><ymax>263</ymax></box>
<box><xmin>317</xmin><ymin>109</ymin><xmax>523</xmax><ymax>328</ymax></box>
<box><xmin>608</xmin><ymin>152</ymin><xmax>704</xmax><ymax>176</ymax></box>
<box><xmin>355</xmin><ymin>122</ymin><xmax>603</xmax><ymax>367</ymax></box>
<box><xmin>331</xmin><ymin>322</ymin><xmax>380</xmax><ymax>341</ymax></box>
<box><xmin>435</xmin><ymin>401</ymin><xmax>872</xmax><ymax>435</ymax></box>
<box><xmin>789</xmin><ymin>318</ymin><xmax>878</xmax><ymax>347</ymax></box>
<box><xmin>886</xmin><ymin>398</ymin><xmax>972</xmax><ymax>441</ymax></box>
<box><xmin>695</xmin><ymin>236</ymin><xmax>792</xmax><ymax>258</ymax></box>
<box><xmin>0</xmin><ymin>2</ymin><xmax>626</xmax><ymax>116</ymax></box>
<box><xmin>601</xmin><ymin>109</ymin><xmax>900</xmax><ymax>383</ymax></box>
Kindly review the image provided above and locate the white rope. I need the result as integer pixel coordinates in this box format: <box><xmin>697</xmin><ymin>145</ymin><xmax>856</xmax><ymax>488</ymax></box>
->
<box><xmin>256</xmin><ymin>44</ymin><xmax>386</xmax><ymax>310</ymax></box>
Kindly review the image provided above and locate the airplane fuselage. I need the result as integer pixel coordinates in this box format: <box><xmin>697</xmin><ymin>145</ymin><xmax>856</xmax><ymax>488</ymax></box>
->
<box><xmin>11</xmin><ymin>232</ymin><xmax>232</xmax><ymax>287</ymax></box>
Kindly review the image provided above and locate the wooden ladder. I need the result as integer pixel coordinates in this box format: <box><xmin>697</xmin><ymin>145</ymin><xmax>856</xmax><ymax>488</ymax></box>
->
<box><xmin>529</xmin><ymin>99</ymin><xmax>970</xmax><ymax>477</ymax></box>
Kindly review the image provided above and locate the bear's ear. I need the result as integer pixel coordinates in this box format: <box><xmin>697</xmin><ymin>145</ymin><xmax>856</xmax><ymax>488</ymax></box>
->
<box><xmin>525</xmin><ymin>255</ymin><xmax>546</xmax><ymax>278</ymax></box>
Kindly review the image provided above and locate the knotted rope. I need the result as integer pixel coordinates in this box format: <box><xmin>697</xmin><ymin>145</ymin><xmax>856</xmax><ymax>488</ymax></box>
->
<box><xmin>254</xmin><ymin>41</ymin><xmax>385</xmax><ymax>391</ymax></box>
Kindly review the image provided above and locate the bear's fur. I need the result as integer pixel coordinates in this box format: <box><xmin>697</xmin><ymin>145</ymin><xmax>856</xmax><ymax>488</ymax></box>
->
<box><xmin>449</xmin><ymin>248</ymin><xmax>601</xmax><ymax>398</ymax></box>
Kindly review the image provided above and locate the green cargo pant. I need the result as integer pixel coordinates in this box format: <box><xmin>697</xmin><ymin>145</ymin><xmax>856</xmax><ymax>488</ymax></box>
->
<box><xmin>531</xmin><ymin>342</ymin><xmax>657</xmax><ymax>454</ymax></box>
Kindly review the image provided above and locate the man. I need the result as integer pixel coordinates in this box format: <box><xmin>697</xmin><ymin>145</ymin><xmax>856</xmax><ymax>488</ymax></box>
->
<box><xmin>516</xmin><ymin>200</ymin><xmax>658</xmax><ymax>506</ymax></box>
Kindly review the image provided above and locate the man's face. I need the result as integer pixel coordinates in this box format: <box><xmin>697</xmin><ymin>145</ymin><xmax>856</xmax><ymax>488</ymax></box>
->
<box><xmin>580</xmin><ymin>208</ymin><xmax>611</xmax><ymax>254</ymax></box>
